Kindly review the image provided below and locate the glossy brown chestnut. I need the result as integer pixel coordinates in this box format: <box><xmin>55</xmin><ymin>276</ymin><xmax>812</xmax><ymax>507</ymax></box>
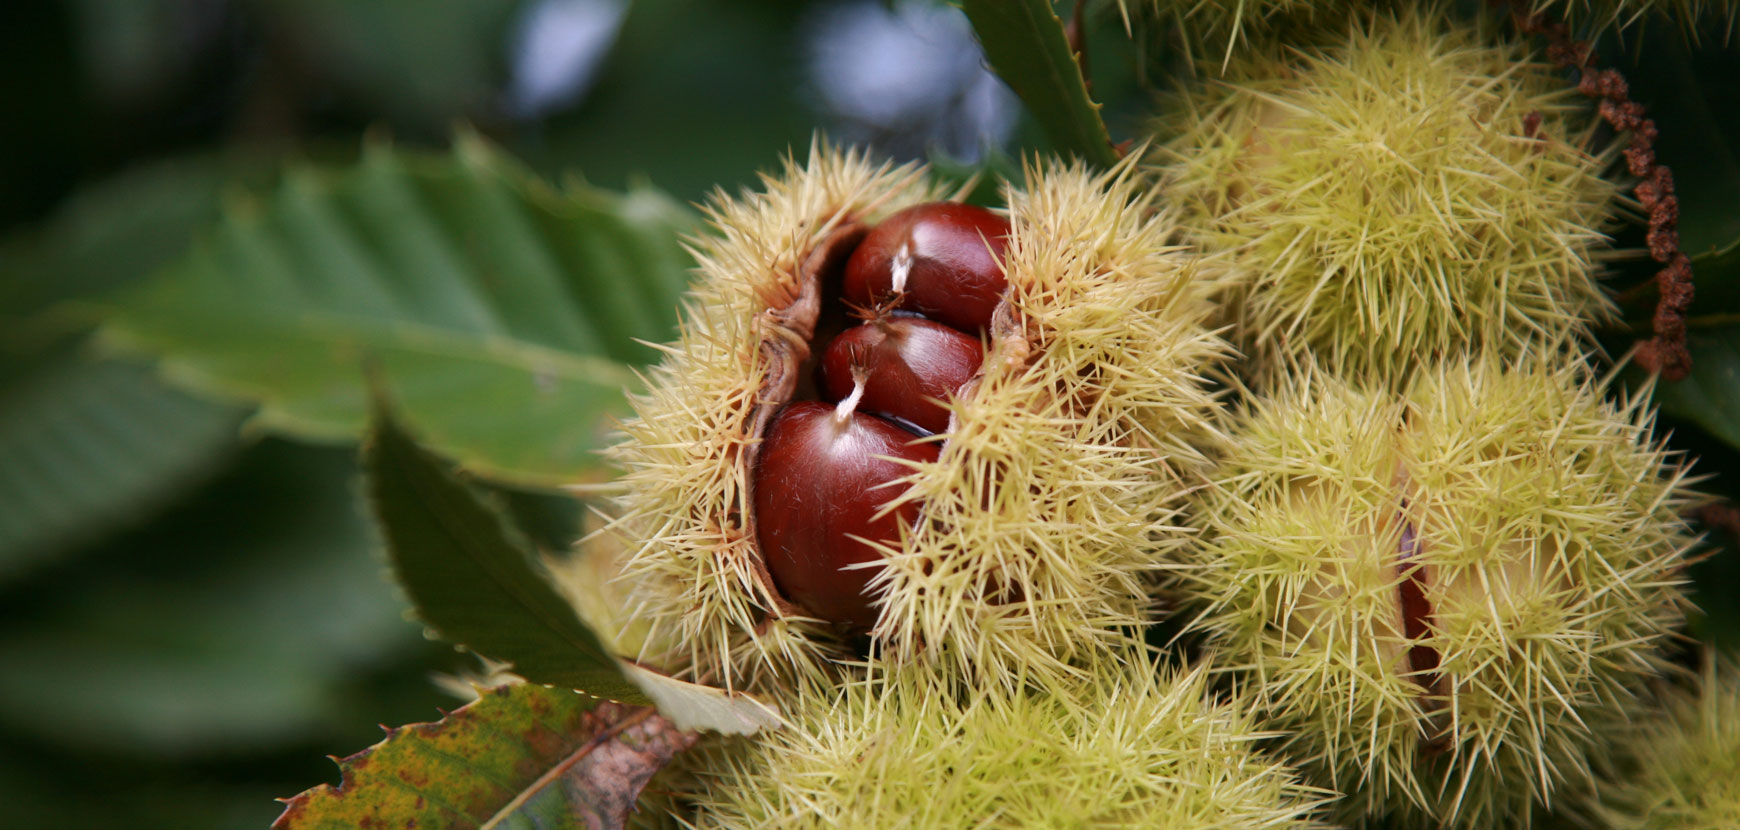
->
<box><xmin>842</xmin><ymin>202</ymin><xmax>1011</xmax><ymax>332</ymax></box>
<box><xmin>819</xmin><ymin>317</ymin><xmax>983</xmax><ymax>436</ymax></box>
<box><xmin>753</xmin><ymin>400</ymin><xmax>939</xmax><ymax>630</ymax></box>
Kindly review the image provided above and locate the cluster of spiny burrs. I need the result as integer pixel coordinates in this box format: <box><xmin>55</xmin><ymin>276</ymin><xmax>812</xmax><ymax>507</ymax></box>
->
<box><xmin>1587</xmin><ymin>656</ymin><xmax>1740</xmax><ymax>829</ymax></box>
<box><xmin>1147</xmin><ymin>5</ymin><xmax>1718</xmax><ymax>829</ymax></box>
<box><xmin>562</xmin><ymin>3</ymin><xmax>1728</xmax><ymax>828</ymax></box>
<box><xmin>597</xmin><ymin>143</ymin><xmax>1330</xmax><ymax>828</ymax></box>
<box><xmin>1156</xmin><ymin>8</ymin><xmax>1618</xmax><ymax>385</ymax></box>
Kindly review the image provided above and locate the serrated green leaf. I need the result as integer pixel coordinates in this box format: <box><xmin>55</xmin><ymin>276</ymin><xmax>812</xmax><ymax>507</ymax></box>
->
<box><xmin>366</xmin><ymin>404</ymin><xmax>647</xmax><ymax>702</ymax></box>
<box><xmin>273</xmin><ymin>684</ymin><xmax>694</xmax><ymax>830</ymax></box>
<box><xmin>960</xmin><ymin>0</ymin><xmax>1119</xmax><ymax>167</ymax></box>
<box><xmin>366</xmin><ymin>408</ymin><xmax>781</xmax><ymax>735</ymax></box>
<box><xmin>103</xmin><ymin>136</ymin><xmax>696</xmax><ymax>489</ymax></box>
<box><xmin>0</xmin><ymin>153</ymin><xmax>275</xmax><ymax>332</ymax></box>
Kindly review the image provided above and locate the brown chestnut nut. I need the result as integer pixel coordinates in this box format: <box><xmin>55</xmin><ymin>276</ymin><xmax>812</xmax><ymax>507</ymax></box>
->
<box><xmin>819</xmin><ymin>317</ymin><xmax>983</xmax><ymax>436</ymax></box>
<box><xmin>842</xmin><ymin>202</ymin><xmax>1010</xmax><ymax>332</ymax></box>
<box><xmin>753</xmin><ymin>398</ymin><xmax>939</xmax><ymax>630</ymax></box>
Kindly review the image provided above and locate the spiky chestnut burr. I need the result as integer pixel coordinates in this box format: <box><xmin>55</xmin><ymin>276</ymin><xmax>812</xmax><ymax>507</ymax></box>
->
<box><xmin>1153</xmin><ymin>8</ymin><xmax>1620</xmax><ymax>386</ymax></box>
<box><xmin>605</xmin><ymin>145</ymin><xmax>1226</xmax><ymax>694</ymax></box>
<box><xmin>682</xmin><ymin>660</ymin><xmax>1333</xmax><ymax>829</ymax></box>
<box><xmin>544</xmin><ymin>518</ymin><xmax>665</xmax><ymax>663</ymax></box>
<box><xmin>1175</xmin><ymin>355</ymin><xmax>1701</xmax><ymax>829</ymax></box>
<box><xmin>1581</xmin><ymin>654</ymin><xmax>1740</xmax><ymax>829</ymax></box>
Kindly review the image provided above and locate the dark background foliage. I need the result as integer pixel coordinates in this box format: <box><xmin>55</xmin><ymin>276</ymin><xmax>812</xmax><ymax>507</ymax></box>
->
<box><xmin>0</xmin><ymin>2</ymin><xmax>1734</xmax><ymax>827</ymax></box>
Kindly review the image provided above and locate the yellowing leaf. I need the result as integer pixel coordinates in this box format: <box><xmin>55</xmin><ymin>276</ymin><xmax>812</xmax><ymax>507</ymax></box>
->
<box><xmin>273</xmin><ymin>684</ymin><xmax>694</xmax><ymax>830</ymax></box>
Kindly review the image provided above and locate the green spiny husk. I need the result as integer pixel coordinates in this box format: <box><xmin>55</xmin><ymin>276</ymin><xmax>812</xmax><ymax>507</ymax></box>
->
<box><xmin>681</xmin><ymin>659</ymin><xmax>1335</xmax><ymax>829</ymax></box>
<box><xmin>1152</xmin><ymin>7</ymin><xmax>1620</xmax><ymax>387</ymax></box>
<box><xmin>604</xmin><ymin>143</ymin><xmax>1226</xmax><ymax>696</ymax></box>
<box><xmin>1581</xmin><ymin>653</ymin><xmax>1740</xmax><ymax>829</ymax></box>
<box><xmin>1175</xmin><ymin>353</ymin><xmax>1700</xmax><ymax>828</ymax></box>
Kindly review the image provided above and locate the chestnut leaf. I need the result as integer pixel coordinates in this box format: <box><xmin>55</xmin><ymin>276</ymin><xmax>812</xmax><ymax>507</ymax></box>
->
<box><xmin>365</xmin><ymin>407</ymin><xmax>781</xmax><ymax>733</ymax></box>
<box><xmin>272</xmin><ymin>684</ymin><xmax>694</xmax><ymax>830</ymax></box>
<box><xmin>0</xmin><ymin>350</ymin><xmax>241</xmax><ymax>583</ymax></box>
<box><xmin>960</xmin><ymin>0</ymin><xmax>1119</xmax><ymax>168</ymax></box>
<box><xmin>101</xmin><ymin>132</ymin><xmax>696</xmax><ymax>490</ymax></box>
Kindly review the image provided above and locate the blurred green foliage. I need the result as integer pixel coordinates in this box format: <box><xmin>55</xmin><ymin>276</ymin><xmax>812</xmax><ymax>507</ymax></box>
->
<box><xmin>0</xmin><ymin>1</ymin><xmax>1737</xmax><ymax>828</ymax></box>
